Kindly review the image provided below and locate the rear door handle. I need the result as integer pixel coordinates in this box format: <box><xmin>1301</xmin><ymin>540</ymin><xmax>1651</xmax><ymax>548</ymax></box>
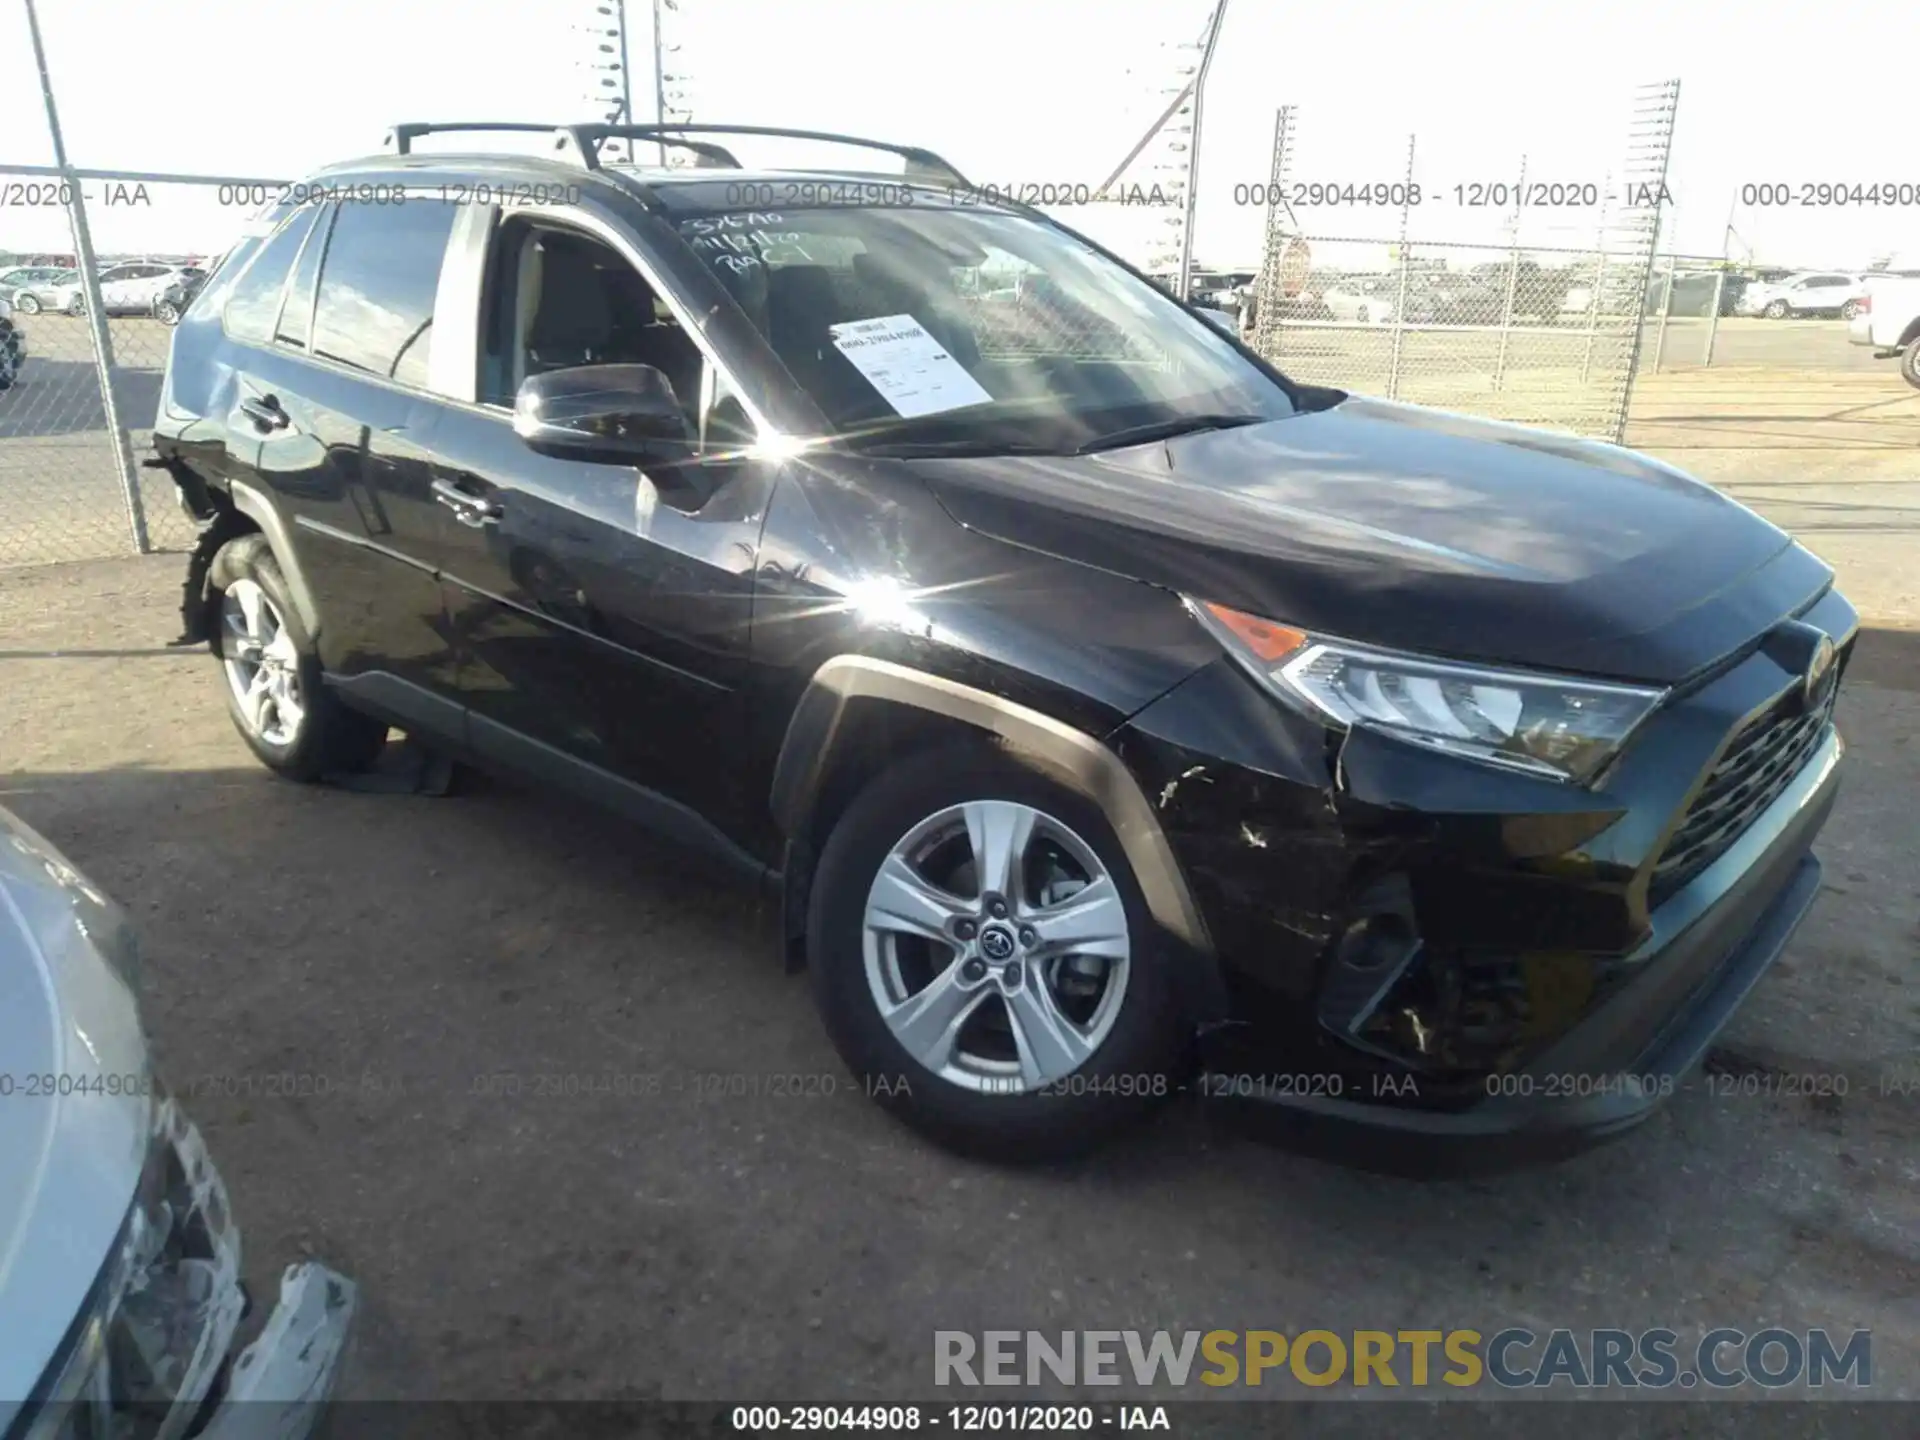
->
<box><xmin>239</xmin><ymin>394</ymin><xmax>289</xmax><ymax>431</ymax></box>
<box><xmin>431</xmin><ymin>475</ymin><xmax>503</xmax><ymax>527</ymax></box>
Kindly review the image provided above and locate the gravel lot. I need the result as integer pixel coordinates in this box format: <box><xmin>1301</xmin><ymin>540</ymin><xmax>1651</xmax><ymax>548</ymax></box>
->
<box><xmin>0</xmin><ymin>357</ymin><xmax>1916</xmax><ymax>1419</ymax></box>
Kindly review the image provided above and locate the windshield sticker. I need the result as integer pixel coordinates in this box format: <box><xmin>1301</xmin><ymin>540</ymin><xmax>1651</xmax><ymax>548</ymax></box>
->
<box><xmin>829</xmin><ymin>314</ymin><xmax>994</xmax><ymax>418</ymax></box>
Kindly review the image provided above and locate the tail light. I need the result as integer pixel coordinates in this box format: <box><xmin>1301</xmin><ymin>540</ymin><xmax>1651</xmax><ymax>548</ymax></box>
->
<box><xmin>1858</xmin><ymin>294</ymin><xmax>1871</xmax><ymax>314</ymax></box>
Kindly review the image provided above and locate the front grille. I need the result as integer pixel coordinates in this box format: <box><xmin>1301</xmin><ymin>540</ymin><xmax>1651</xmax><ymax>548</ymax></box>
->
<box><xmin>1648</xmin><ymin>683</ymin><xmax>1838</xmax><ymax>905</ymax></box>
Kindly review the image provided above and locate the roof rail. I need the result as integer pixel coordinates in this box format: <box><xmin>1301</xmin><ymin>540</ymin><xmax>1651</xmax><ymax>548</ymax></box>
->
<box><xmin>567</xmin><ymin>124</ymin><xmax>971</xmax><ymax>187</ymax></box>
<box><xmin>385</xmin><ymin>123</ymin><xmax>591</xmax><ymax>164</ymax></box>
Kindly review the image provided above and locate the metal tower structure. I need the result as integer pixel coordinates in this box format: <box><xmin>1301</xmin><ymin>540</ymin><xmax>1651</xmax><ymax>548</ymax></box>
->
<box><xmin>1607</xmin><ymin>77</ymin><xmax>1681</xmax><ymax>441</ymax></box>
<box><xmin>1093</xmin><ymin>0</ymin><xmax>1230</xmax><ymax>289</ymax></box>
<box><xmin>577</xmin><ymin>0</ymin><xmax>693</xmax><ymax>166</ymax></box>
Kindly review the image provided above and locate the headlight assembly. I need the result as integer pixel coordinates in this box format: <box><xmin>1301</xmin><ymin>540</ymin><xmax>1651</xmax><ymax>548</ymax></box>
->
<box><xmin>1192</xmin><ymin>600</ymin><xmax>1666</xmax><ymax>784</ymax></box>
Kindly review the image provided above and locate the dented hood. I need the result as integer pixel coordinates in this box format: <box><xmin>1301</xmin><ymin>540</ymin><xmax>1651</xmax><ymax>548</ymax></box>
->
<box><xmin>916</xmin><ymin>396</ymin><xmax>1832</xmax><ymax>684</ymax></box>
<box><xmin>0</xmin><ymin>809</ymin><xmax>148</xmax><ymax>1406</ymax></box>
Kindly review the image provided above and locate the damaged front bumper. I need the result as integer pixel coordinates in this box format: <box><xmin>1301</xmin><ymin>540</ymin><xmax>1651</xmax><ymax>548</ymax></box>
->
<box><xmin>1114</xmin><ymin>623</ymin><xmax>1850</xmax><ymax>1174</ymax></box>
<box><xmin>10</xmin><ymin>1096</ymin><xmax>356</xmax><ymax>1440</ymax></box>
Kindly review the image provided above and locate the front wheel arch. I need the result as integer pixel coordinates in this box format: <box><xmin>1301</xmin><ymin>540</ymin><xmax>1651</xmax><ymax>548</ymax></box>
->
<box><xmin>770</xmin><ymin>656</ymin><xmax>1214</xmax><ymax>976</ymax></box>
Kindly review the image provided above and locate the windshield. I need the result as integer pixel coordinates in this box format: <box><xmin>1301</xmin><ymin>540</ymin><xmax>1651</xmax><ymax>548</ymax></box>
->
<box><xmin>674</xmin><ymin>204</ymin><xmax>1294</xmax><ymax>450</ymax></box>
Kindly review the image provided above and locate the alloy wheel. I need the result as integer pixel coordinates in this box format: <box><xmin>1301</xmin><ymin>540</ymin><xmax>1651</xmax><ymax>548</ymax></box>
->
<box><xmin>155</xmin><ymin>301</ymin><xmax>180</xmax><ymax>325</ymax></box>
<box><xmin>861</xmin><ymin>799</ymin><xmax>1131</xmax><ymax>1094</ymax></box>
<box><xmin>220</xmin><ymin>578</ymin><xmax>305</xmax><ymax>746</ymax></box>
<box><xmin>15</xmin><ymin>294</ymin><xmax>39</xmax><ymax>315</ymax></box>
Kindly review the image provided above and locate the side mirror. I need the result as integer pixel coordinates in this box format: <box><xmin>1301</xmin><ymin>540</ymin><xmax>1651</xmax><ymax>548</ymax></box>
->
<box><xmin>512</xmin><ymin>364</ymin><xmax>694</xmax><ymax>466</ymax></box>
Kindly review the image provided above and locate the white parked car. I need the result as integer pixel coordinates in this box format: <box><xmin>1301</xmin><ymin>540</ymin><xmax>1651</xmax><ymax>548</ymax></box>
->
<box><xmin>1847</xmin><ymin>273</ymin><xmax>1920</xmax><ymax>388</ymax></box>
<box><xmin>15</xmin><ymin>261</ymin><xmax>195</xmax><ymax>318</ymax></box>
<box><xmin>1736</xmin><ymin>271</ymin><xmax>1867</xmax><ymax>320</ymax></box>
<box><xmin>0</xmin><ymin>805</ymin><xmax>356</xmax><ymax>1435</ymax></box>
<box><xmin>1322</xmin><ymin>279</ymin><xmax>1438</xmax><ymax>325</ymax></box>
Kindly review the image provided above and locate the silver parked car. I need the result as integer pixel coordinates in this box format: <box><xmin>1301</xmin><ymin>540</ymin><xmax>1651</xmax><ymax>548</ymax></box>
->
<box><xmin>0</xmin><ymin>806</ymin><xmax>355</xmax><ymax>1438</ymax></box>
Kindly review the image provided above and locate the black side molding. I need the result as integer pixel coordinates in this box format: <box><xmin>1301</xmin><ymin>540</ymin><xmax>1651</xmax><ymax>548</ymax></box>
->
<box><xmin>327</xmin><ymin>670</ymin><xmax>772</xmax><ymax>887</ymax></box>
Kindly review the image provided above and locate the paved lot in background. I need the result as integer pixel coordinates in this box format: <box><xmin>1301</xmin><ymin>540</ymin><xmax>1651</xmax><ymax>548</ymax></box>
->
<box><xmin>1</xmin><ymin>354</ymin><xmax>1916</xmax><ymax>1412</ymax></box>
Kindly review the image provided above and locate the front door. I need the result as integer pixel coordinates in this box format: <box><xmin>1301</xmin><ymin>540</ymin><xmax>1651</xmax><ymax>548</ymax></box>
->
<box><xmin>426</xmin><ymin>214</ymin><xmax>773</xmax><ymax>829</ymax></box>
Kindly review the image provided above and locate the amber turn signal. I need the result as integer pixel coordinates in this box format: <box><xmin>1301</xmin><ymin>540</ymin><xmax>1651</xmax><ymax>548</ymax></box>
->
<box><xmin>1200</xmin><ymin>602</ymin><xmax>1308</xmax><ymax>664</ymax></box>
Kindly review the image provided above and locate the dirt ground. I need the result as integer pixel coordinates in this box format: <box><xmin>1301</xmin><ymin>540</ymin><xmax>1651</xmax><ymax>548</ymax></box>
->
<box><xmin>1</xmin><ymin>362</ymin><xmax>1917</xmax><ymax>1415</ymax></box>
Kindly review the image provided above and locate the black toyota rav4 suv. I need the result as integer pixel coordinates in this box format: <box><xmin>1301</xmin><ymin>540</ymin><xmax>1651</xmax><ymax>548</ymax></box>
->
<box><xmin>152</xmin><ymin>123</ymin><xmax>1853</xmax><ymax>1174</ymax></box>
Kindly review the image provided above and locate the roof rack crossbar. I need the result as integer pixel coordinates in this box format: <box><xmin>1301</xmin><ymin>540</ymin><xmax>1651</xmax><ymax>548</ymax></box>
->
<box><xmin>570</xmin><ymin>124</ymin><xmax>971</xmax><ymax>187</ymax></box>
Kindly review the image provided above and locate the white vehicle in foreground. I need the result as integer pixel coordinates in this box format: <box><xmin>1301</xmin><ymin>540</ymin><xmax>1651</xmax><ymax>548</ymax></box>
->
<box><xmin>0</xmin><ymin>806</ymin><xmax>355</xmax><ymax>1438</ymax></box>
<box><xmin>1848</xmin><ymin>274</ymin><xmax>1920</xmax><ymax>388</ymax></box>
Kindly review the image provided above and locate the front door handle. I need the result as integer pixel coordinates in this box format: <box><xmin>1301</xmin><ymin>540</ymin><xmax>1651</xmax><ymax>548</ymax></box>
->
<box><xmin>431</xmin><ymin>475</ymin><xmax>503</xmax><ymax>527</ymax></box>
<box><xmin>239</xmin><ymin>394</ymin><xmax>289</xmax><ymax>431</ymax></box>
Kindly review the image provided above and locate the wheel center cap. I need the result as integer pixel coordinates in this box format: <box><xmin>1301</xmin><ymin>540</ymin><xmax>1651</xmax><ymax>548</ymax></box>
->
<box><xmin>979</xmin><ymin>925</ymin><xmax>1017</xmax><ymax>961</ymax></box>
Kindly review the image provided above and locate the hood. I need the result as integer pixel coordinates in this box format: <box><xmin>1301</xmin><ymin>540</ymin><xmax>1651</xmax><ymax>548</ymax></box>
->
<box><xmin>0</xmin><ymin>809</ymin><xmax>148</xmax><ymax>1405</ymax></box>
<box><xmin>915</xmin><ymin>396</ymin><xmax>1832</xmax><ymax>684</ymax></box>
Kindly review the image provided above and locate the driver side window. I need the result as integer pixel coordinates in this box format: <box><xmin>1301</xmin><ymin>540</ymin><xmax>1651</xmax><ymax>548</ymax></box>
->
<box><xmin>481</xmin><ymin>218</ymin><xmax>745</xmax><ymax>451</ymax></box>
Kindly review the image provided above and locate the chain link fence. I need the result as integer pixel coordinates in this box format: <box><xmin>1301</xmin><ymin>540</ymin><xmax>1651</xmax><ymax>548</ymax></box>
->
<box><xmin>1240</xmin><ymin>84</ymin><xmax>1681</xmax><ymax>440</ymax></box>
<box><xmin>0</xmin><ymin>172</ymin><xmax>291</xmax><ymax>567</ymax></box>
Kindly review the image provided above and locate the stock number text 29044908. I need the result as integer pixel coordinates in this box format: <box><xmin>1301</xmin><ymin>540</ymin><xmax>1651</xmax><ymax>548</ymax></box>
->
<box><xmin>1231</xmin><ymin>180</ymin><xmax>1621</xmax><ymax>209</ymax></box>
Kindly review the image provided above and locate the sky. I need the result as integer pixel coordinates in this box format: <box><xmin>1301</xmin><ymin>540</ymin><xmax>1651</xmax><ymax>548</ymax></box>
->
<box><xmin>3</xmin><ymin>0</ymin><xmax>1918</xmax><ymax>271</ymax></box>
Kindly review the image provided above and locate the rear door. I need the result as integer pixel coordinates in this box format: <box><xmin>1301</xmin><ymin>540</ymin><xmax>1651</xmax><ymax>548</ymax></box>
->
<box><xmin>228</xmin><ymin>191</ymin><xmax>466</xmax><ymax>732</ymax></box>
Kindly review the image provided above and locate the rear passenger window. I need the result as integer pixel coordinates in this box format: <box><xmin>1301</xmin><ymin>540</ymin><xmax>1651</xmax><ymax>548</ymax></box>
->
<box><xmin>310</xmin><ymin>197</ymin><xmax>459</xmax><ymax>387</ymax></box>
<box><xmin>223</xmin><ymin>205</ymin><xmax>321</xmax><ymax>344</ymax></box>
<box><xmin>275</xmin><ymin>204</ymin><xmax>335</xmax><ymax>350</ymax></box>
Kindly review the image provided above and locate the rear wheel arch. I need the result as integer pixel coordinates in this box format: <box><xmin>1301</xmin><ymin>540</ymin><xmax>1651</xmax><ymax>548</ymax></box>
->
<box><xmin>770</xmin><ymin>656</ymin><xmax>1213</xmax><ymax>972</ymax></box>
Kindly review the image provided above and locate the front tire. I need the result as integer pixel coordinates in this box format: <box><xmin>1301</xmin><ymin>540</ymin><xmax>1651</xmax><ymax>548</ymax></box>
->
<box><xmin>1901</xmin><ymin>343</ymin><xmax>1920</xmax><ymax>390</ymax></box>
<box><xmin>14</xmin><ymin>293</ymin><xmax>40</xmax><ymax>316</ymax></box>
<box><xmin>209</xmin><ymin>539</ymin><xmax>386</xmax><ymax>780</ymax></box>
<box><xmin>807</xmin><ymin>742</ymin><xmax>1184</xmax><ymax>1161</ymax></box>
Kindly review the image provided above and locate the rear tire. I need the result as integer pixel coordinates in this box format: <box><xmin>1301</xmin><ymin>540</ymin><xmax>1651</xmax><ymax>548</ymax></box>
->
<box><xmin>1840</xmin><ymin>299</ymin><xmax>1864</xmax><ymax>321</ymax></box>
<box><xmin>1764</xmin><ymin>299</ymin><xmax>1790</xmax><ymax>319</ymax></box>
<box><xmin>64</xmin><ymin>295</ymin><xmax>85</xmax><ymax>318</ymax></box>
<box><xmin>1901</xmin><ymin>343</ymin><xmax>1920</xmax><ymax>390</ymax></box>
<box><xmin>208</xmin><ymin>539</ymin><xmax>387</xmax><ymax>781</ymax></box>
<box><xmin>154</xmin><ymin>299</ymin><xmax>180</xmax><ymax>325</ymax></box>
<box><xmin>806</xmin><ymin>741</ymin><xmax>1185</xmax><ymax>1162</ymax></box>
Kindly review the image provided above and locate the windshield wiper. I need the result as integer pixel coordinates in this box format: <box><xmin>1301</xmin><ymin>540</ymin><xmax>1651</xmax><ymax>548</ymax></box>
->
<box><xmin>1073</xmin><ymin>413</ymin><xmax>1267</xmax><ymax>455</ymax></box>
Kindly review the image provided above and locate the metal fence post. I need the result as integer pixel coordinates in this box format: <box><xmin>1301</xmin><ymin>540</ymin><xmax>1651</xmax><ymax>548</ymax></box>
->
<box><xmin>1649</xmin><ymin>256</ymin><xmax>1672</xmax><ymax>373</ymax></box>
<box><xmin>1703</xmin><ymin>269</ymin><xmax>1725</xmax><ymax>366</ymax></box>
<box><xmin>22</xmin><ymin>0</ymin><xmax>149</xmax><ymax>555</ymax></box>
<box><xmin>1579</xmin><ymin>173</ymin><xmax>1609</xmax><ymax>384</ymax></box>
<box><xmin>1386</xmin><ymin>134</ymin><xmax>1415</xmax><ymax>400</ymax></box>
<box><xmin>1492</xmin><ymin>156</ymin><xmax>1526</xmax><ymax>393</ymax></box>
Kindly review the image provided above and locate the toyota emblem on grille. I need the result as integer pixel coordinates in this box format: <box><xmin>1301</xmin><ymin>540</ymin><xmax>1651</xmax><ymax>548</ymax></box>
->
<box><xmin>1803</xmin><ymin>634</ymin><xmax>1838</xmax><ymax>709</ymax></box>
